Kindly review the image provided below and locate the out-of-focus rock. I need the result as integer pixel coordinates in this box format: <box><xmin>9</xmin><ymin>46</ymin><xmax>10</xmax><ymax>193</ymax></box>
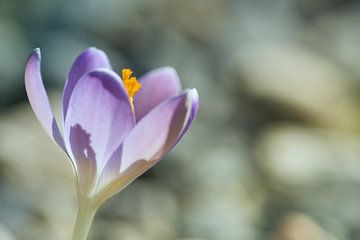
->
<box><xmin>164</xmin><ymin>0</ymin><xmax>227</xmax><ymax>43</ymax></box>
<box><xmin>146</xmin><ymin>29</ymin><xmax>234</xmax><ymax>128</ymax></box>
<box><xmin>41</xmin><ymin>32</ymin><xmax>127</xmax><ymax>86</ymax></box>
<box><xmin>95</xmin><ymin>182</ymin><xmax>178</xmax><ymax>240</ymax></box>
<box><xmin>0</xmin><ymin>225</ymin><xmax>15</xmax><ymax>240</ymax></box>
<box><xmin>218</xmin><ymin>0</ymin><xmax>299</xmax><ymax>48</ymax></box>
<box><xmin>0</xmin><ymin>93</ymin><xmax>75</xmax><ymax>240</ymax></box>
<box><xmin>78</xmin><ymin>0</ymin><xmax>155</xmax><ymax>33</ymax></box>
<box><xmin>0</xmin><ymin>19</ymin><xmax>29</xmax><ymax>105</ymax></box>
<box><xmin>175</xmin><ymin>132</ymin><xmax>263</xmax><ymax>240</ymax></box>
<box><xmin>230</xmin><ymin>43</ymin><xmax>360</xmax><ymax>132</ymax></box>
<box><xmin>271</xmin><ymin>212</ymin><xmax>337</xmax><ymax>240</ymax></box>
<box><xmin>257</xmin><ymin>124</ymin><xmax>360</xmax><ymax>238</ymax></box>
<box><xmin>313</xmin><ymin>5</ymin><xmax>360</xmax><ymax>80</ymax></box>
<box><xmin>182</xmin><ymin>189</ymin><xmax>258</xmax><ymax>240</ymax></box>
<box><xmin>256</xmin><ymin>124</ymin><xmax>360</xmax><ymax>186</ymax></box>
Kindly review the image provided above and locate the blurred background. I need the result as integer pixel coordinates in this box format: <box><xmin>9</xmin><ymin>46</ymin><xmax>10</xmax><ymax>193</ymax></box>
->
<box><xmin>1</xmin><ymin>0</ymin><xmax>360</xmax><ymax>239</ymax></box>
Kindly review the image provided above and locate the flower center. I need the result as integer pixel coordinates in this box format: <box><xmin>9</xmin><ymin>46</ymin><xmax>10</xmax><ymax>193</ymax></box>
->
<box><xmin>122</xmin><ymin>68</ymin><xmax>142</xmax><ymax>112</ymax></box>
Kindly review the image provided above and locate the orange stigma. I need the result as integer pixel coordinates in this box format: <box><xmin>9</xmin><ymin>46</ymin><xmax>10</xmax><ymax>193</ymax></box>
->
<box><xmin>122</xmin><ymin>68</ymin><xmax>141</xmax><ymax>111</ymax></box>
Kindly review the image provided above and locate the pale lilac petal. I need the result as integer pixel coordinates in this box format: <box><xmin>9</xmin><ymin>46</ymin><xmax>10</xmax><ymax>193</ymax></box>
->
<box><xmin>95</xmin><ymin>144</ymin><xmax>123</xmax><ymax>194</ymax></box>
<box><xmin>64</xmin><ymin>69</ymin><xmax>135</xmax><ymax>184</ymax></box>
<box><xmin>62</xmin><ymin>47</ymin><xmax>111</xmax><ymax>121</ymax></box>
<box><xmin>68</xmin><ymin>124</ymin><xmax>97</xmax><ymax>193</ymax></box>
<box><xmin>133</xmin><ymin>67</ymin><xmax>181</xmax><ymax>121</ymax></box>
<box><xmin>176</xmin><ymin>88</ymin><xmax>199</xmax><ymax>143</ymax></box>
<box><xmin>24</xmin><ymin>48</ymin><xmax>66</xmax><ymax>152</ymax></box>
<box><xmin>121</xmin><ymin>89</ymin><xmax>198</xmax><ymax>173</ymax></box>
<box><xmin>95</xmin><ymin>159</ymin><xmax>149</xmax><ymax>205</ymax></box>
<box><xmin>94</xmin><ymin>89</ymin><xmax>197</xmax><ymax>201</ymax></box>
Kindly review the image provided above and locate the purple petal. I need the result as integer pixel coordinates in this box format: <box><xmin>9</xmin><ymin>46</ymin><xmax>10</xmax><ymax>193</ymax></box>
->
<box><xmin>176</xmin><ymin>88</ymin><xmax>199</xmax><ymax>143</ymax></box>
<box><xmin>24</xmin><ymin>48</ymin><xmax>66</xmax><ymax>152</ymax></box>
<box><xmin>121</xmin><ymin>89</ymin><xmax>198</xmax><ymax>173</ymax></box>
<box><xmin>95</xmin><ymin>144</ymin><xmax>123</xmax><ymax>193</ymax></box>
<box><xmin>94</xmin><ymin>89</ymin><xmax>198</xmax><ymax>203</ymax></box>
<box><xmin>64</xmin><ymin>69</ymin><xmax>135</xmax><ymax>182</ymax></box>
<box><xmin>95</xmin><ymin>158</ymin><xmax>149</xmax><ymax>205</ymax></box>
<box><xmin>133</xmin><ymin>67</ymin><xmax>181</xmax><ymax>121</ymax></box>
<box><xmin>62</xmin><ymin>47</ymin><xmax>111</xmax><ymax>121</ymax></box>
<box><xmin>68</xmin><ymin>124</ymin><xmax>97</xmax><ymax>193</ymax></box>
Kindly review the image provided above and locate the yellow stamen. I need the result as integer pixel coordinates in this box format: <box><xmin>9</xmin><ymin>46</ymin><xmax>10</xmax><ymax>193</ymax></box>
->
<box><xmin>122</xmin><ymin>68</ymin><xmax>142</xmax><ymax>111</ymax></box>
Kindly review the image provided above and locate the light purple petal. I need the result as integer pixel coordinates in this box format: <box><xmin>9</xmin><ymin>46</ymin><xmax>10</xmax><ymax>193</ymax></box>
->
<box><xmin>62</xmin><ymin>47</ymin><xmax>111</xmax><ymax>121</ymax></box>
<box><xmin>176</xmin><ymin>88</ymin><xmax>199</xmax><ymax>143</ymax></box>
<box><xmin>133</xmin><ymin>67</ymin><xmax>181</xmax><ymax>121</ymax></box>
<box><xmin>94</xmin><ymin>89</ymin><xmax>198</xmax><ymax>203</ymax></box>
<box><xmin>64</xmin><ymin>68</ymin><xmax>135</xmax><ymax>187</ymax></box>
<box><xmin>24</xmin><ymin>48</ymin><xmax>66</xmax><ymax>152</ymax></box>
<box><xmin>68</xmin><ymin>124</ymin><xmax>97</xmax><ymax>194</ymax></box>
<box><xmin>121</xmin><ymin>89</ymin><xmax>198</xmax><ymax>173</ymax></box>
<box><xmin>95</xmin><ymin>144</ymin><xmax>123</xmax><ymax>194</ymax></box>
<box><xmin>94</xmin><ymin>158</ymin><xmax>149</xmax><ymax>206</ymax></box>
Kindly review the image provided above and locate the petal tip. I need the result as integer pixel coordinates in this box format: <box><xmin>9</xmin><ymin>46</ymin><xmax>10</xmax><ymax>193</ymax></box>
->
<box><xmin>160</xmin><ymin>66</ymin><xmax>177</xmax><ymax>74</ymax></box>
<box><xmin>25</xmin><ymin>49</ymin><xmax>42</xmax><ymax>76</ymax></box>
<box><xmin>146</xmin><ymin>66</ymin><xmax>180</xmax><ymax>82</ymax></box>
<box><xmin>188</xmin><ymin>88</ymin><xmax>199</xmax><ymax>100</ymax></box>
<box><xmin>185</xmin><ymin>88</ymin><xmax>199</xmax><ymax>107</ymax></box>
<box><xmin>186</xmin><ymin>88</ymin><xmax>199</xmax><ymax>121</ymax></box>
<box><xmin>85</xmin><ymin>47</ymin><xmax>106</xmax><ymax>56</ymax></box>
<box><xmin>29</xmin><ymin>48</ymin><xmax>41</xmax><ymax>60</ymax></box>
<box><xmin>160</xmin><ymin>66</ymin><xmax>180</xmax><ymax>81</ymax></box>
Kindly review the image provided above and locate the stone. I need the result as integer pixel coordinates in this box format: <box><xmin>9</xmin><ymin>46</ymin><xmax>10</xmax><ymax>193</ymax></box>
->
<box><xmin>0</xmin><ymin>225</ymin><xmax>15</xmax><ymax>240</ymax></box>
<box><xmin>271</xmin><ymin>212</ymin><xmax>338</xmax><ymax>240</ymax></box>
<box><xmin>230</xmin><ymin>43</ymin><xmax>360</xmax><ymax>131</ymax></box>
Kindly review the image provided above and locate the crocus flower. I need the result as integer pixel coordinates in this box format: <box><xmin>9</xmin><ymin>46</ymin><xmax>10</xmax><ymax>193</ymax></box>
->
<box><xmin>24</xmin><ymin>47</ymin><xmax>199</xmax><ymax>240</ymax></box>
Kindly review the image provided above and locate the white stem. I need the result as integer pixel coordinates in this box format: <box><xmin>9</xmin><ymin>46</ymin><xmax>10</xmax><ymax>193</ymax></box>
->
<box><xmin>71</xmin><ymin>199</ymin><xmax>98</xmax><ymax>240</ymax></box>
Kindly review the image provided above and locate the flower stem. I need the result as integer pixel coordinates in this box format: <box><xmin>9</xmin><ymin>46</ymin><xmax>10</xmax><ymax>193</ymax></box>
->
<box><xmin>71</xmin><ymin>199</ymin><xmax>97</xmax><ymax>240</ymax></box>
